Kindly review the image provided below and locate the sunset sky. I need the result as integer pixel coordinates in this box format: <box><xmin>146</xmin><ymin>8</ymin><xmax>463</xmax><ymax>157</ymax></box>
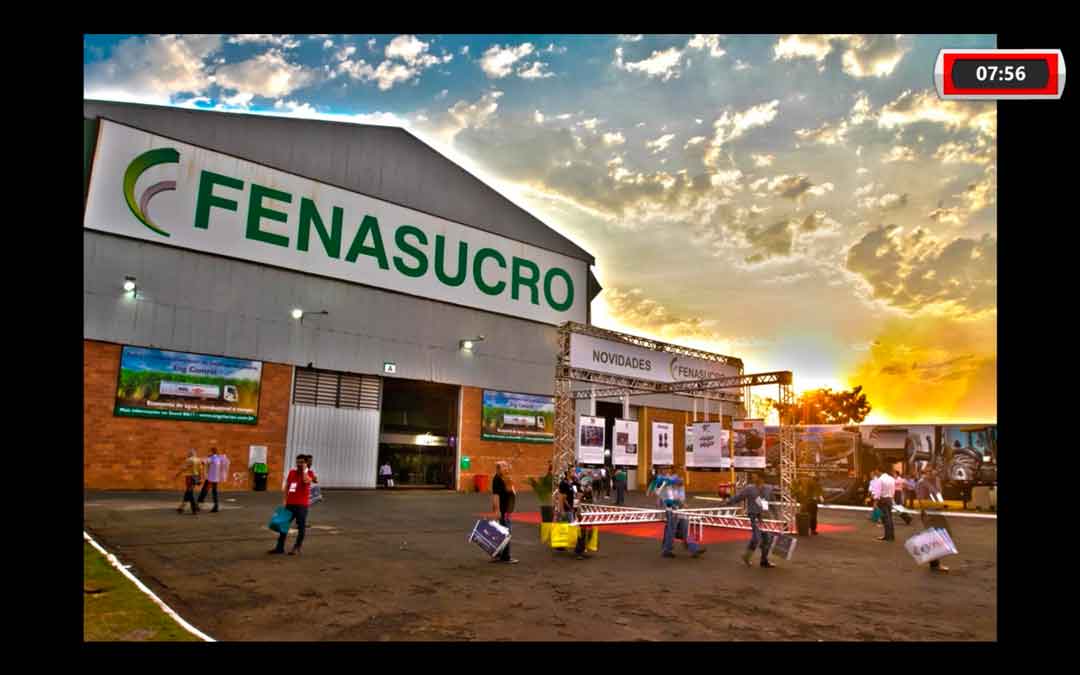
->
<box><xmin>84</xmin><ymin>34</ymin><xmax>998</xmax><ymax>423</ymax></box>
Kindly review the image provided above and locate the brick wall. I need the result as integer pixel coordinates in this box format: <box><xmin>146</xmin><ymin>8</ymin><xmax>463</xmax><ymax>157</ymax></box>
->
<box><xmin>84</xmin><ymin>340</ymin><xmax>291</xmax><ymax>491</ymax></box>
<box><xmin>458</xmin><ymin>386</ymin><xmax>553</xmax><ymax>494</ymax></box>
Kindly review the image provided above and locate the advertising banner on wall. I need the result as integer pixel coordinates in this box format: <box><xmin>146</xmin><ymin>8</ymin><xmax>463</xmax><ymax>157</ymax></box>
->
<box><xmin>568</xmin><ymin>333</ymin><xmax>740</xmax><ymax>389</ymax></box>
<box><xmin>651</xmin><ymin>422</ymin><xmax>674</xmax><ymax>466</ymax></box>
<box><xmin>687</xmin><ymin>422</ymin><xmax>729</xmax><ymax>469</ymax></box>
<box><xmin>114</xmin><ymin>345</ymin><xmax>262</xmax><ymax>424</ymax></box>
<box><xmin>732</xmin><ymin>419</ymin><xmax>766</xmax><ymax>469</ymax></box>
<box><xmin>578</xmin><ymin>416</ymin><xmax>606</xmax><ymax>464</ymax></box>
<box><xmin>481</xmin><ymin>391</ymin><xmax>554</xmax><ymax>443</ymax></box>
<box><xmin>685</xmin><ymin>424</ymin><xmax>694</xmax><ymax>460</ymax></box>
<box><xmin>84</xmin><ymin>120</ymin><xmax>587</xmax><ymax>326</ymax></box>
<box><xmin>612</xmin><ymin>419</ymin><xmax>639</xmax><ymax>467</ymax></box>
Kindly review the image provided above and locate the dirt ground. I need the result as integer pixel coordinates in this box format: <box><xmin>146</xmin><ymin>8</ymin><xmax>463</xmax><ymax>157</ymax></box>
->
<box><xmin>84</xmin><ymin>489</ymin><xmax>996</xmax><ymax>641</ymax></box>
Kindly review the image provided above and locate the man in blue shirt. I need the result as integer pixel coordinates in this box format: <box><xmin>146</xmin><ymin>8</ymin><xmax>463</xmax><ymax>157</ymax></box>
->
<box><xmin>723</xmin><ymin>473</ymin><xmax>775</xmax><ymax>568</ymax></box>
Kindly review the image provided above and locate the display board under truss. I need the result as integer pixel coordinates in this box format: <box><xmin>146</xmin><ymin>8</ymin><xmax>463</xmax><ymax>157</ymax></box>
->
<box><xmin>551</xmin><ymin>322</ymin><xmax>798</xmax><ymax>535</ymax></box>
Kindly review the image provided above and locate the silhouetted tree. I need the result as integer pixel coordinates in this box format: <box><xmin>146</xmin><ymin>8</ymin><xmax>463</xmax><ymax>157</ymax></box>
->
<box><xmin>765</xmin><ymin>386</ymin><xmax>872</xmax><ymax>425</ymax></box>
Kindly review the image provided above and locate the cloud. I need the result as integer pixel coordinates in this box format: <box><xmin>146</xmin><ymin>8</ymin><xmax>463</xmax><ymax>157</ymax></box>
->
<box><xmin>385</xmin><ymin>34</ymin><xmax>446</xmax><ymax>68</ymax></box>
<box><xmin>795</xmin><ymin>120</ymin><xmax>849</xmax><ymax>146</ymax></box>
<box><xmin>859</xmin><ymin>192</ymin><xmax>909</xmax><ymax>211</ymax></box>
<box><xmin>220</xmin><ymin>91</ymin><xmax>255</xmax><ymax>108</ymax></box>
<box><xmin>751</xmin><ymin>153</ymin><xmax>774</xmax><ymax>167</ymax></box>
<box><xmin>703</xmin><ymin>100</ymin><xmax>780</xmax><ymax>166</ymax></box>
<box><xmin>934</xmin><ymin>141</ymin><xmax>991</xmax><ymax>165</ymax></box>
<box><xmin>806</xmin><ymin>182</ymin><xmax>835</xmax><ymax>198</ymax></box>
<box><xmin>213</xmin><ymin>50</ymin><xmax>317</xmax><ymax>99</ymax></box>
<box><xmin>767</xmin><ymin>174</ymin><xmax>814</xmax><ymax>200</ymax></box>
<box><xmin>84</xmin><ymin>34</ymin><xmax>222</xmax><ymax>104</ymax></box>
<box><xmin>687</xmin><ymin>34</ymin><xmax>726</xmax><ymax>58</ymax></box>
<box><xmin>848</xmin><ymin>315</ymin><xmax>996</xmax><ymax>422</ymax></box>
<box><xmin>877</xmin><ymin>89</ymin><xmax>996</xmax><ymax>140</ymax></box>
<box><xmin>646</xmin><ymin>133</ymin><xmax>676</xmax><ymax>154</ymax></box>
<box><xmin>684</xmin><ymin>136</ymin><xmax>706</xmax><ymax>149</ymax></box>
<box><xmin>845</xmin><ymin>225</ymin><xmax>996</xmax><ymax>316</ymax></box>
<box><xmin>602</xmin><ymin>132</ymin><xmax>626</xmax><ymax>146</ymax></box>
<box><xmin>743</xmin><ymin>220</ymin><xmax>795</xmax><ymax>263</ymax></box>
<box><xmin>518</xmin><ymin>61</ymin><xmax>554</xmax><ymax>79</ymax></box>
<box><xmin>544</xmin><ymin>43</ymin><xmax>568</xmax><ymax>55</ymax></box>
<box><xmin>598</xmin><ymin>288</ymin><xmax>731</xmax><ymax>346</ymax></box>
<box><xmin>840</xmin><ymin>35</ymin><xmax>912</xmax><ymax>78</ymax></box>
<box><xmin>733</xmin><ymin>59</ymin><xmax>752</xmax><ymax>71</ymax></box>
<box><xmin>227</xmin><ymin>34</ymin><xmax>300</xmax><ymax>49</ymax></box>
<box><xmin>618</xmin><ymin>35</ymin><xmax>644</xmax><ymax>42</ymax></box>
<box><xmin>480</xmin><ymin>43</ymin><xmax>535</xmax><ymax>78</ymax></box>
<box><xmin>774</xmin><ymin>34</ymin><xmax>911</xmax><ymax>78</ymax></box>
<box><xmin>445</xmin><ymin>90</ymin><xmax>504</xmax><ymax>132</ymax></box>
<box><xmin>955</xmin><ymin>167</ymin><xmax>996</xmax><ymax>213</ymax></box>
<box><xmin>882</xmin><ymin>145</ymin><xmax>917</xmax><ymax>163</ymax></box>
<box><xmin>614</xmin><ymin>46</ymin><xmax>684</xmax><ymax>81</ymax></box>
<box><xmin>854</xmin><ymin>183</ymin><xmax>879</xmax><ymax>198</ymax></box>
<box><xmin>322</xmin><ymin>39</ymin><xmax>333</xmax><ymax>49</ymax></box>
<box><xmin>928</xmin><ymin>205</ymin><xmax>964</xmax><ymax>226</ymax></box>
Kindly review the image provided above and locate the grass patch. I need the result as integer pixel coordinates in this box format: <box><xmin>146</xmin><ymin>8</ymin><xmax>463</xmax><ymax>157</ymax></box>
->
<box><xmin>84</xmin><ymin>542</ymin><xmax>202</xmax><ymax>642</ymax></box>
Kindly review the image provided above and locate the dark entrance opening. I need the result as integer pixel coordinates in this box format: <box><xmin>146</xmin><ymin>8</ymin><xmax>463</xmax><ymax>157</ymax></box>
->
<box><xmin>378</xmin><ymin>379</ymin><xmax>459</xmax><ymax>489</ymax></box>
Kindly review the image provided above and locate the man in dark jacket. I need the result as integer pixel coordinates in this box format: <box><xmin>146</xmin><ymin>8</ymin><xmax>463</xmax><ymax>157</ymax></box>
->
<box><xmin>723</xmin><ymin>473</ymin><xmax>775</xmax><ymax>568</ymax></box>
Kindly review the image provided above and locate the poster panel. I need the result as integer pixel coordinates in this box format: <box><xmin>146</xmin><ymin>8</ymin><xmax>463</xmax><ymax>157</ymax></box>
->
<box><xmin>651</xmin><ymin>422</ymin><xmax>674</xmax><ymax>466</ymax></box>
<box><xmin>612</xmin><ymin>419</ymin><xmax>639</xmax><ymax>467</ymax></box>
<box><xmin>732</xmin><ymin>419</ymin><xmax>766</xmax><ymax>469</ymax></box>
<box><xmin>578</xmin><ymin>415</ymin><xmax>606</xmax><ymax>464</ymax></box>
<box><xmin>481</xmin><ymin>390</ymin><xmax>554</xmax><ymax>443</ymax></box>
<box><xmin>114</xmin><ymin>345</ymin><xmax>262</xmax><ymax>424</ymax></box>
<box><xmin>688</xmin><ymin>422</ymin><xmax>729</xmax><ymax>469</ymax></box>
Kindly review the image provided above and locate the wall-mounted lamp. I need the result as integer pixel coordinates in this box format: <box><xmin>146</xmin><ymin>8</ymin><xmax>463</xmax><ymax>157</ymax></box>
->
<box><xmin>459</xmin><ymin>335</ymin><xmax>486</xmax><ymax>351</ymax></box>
<box><xmin>292</xmin><ymin>309</ymin><xmax>329</xmax><ymax>324</ymax></box>
<box><xmin>123</xmin><ymin>275</ymin><xmax>137</xmax><ymax>296</ymax></box>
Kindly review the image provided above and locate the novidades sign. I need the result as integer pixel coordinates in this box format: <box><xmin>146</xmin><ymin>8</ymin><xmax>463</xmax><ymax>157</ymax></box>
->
<box><xmin>85</xmin><ymin>120</ymin><xmax>586</xmax><ymax>326</ymax></box>
<box><xmin>568</xmin><ymin>332</ymin><xmax>740</xmax><ymax>386</ymax></box>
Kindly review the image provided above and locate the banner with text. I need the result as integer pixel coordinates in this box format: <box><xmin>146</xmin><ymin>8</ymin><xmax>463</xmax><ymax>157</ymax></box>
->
<box><xmin>651</xmin><ymin>422</ymin><xmax>674</xmax><ymax>466</ymax></box>
<box><xmin>569</xmin><ymin>333</ymin><xmax>740</xmax><ymax>389</ymax></box>
<box><xmin>114</xmin><ymin>345</ymin><xmax>262</xmax><ymax>424</ymax></box>
<box><xmin>84</xmin><ymin>120</ymin><xmax>587</xmax><ymax>326</ymax></box>
<box><xmin>578</xmin><ymin>415</ymin><xmax>606</xmax><ymax>465</ymax></box>
<box><xmin>732</xmin><ymin>419</ymin><xmax>766</xmax><ymax>469</ymax></box>
<box><xmin>612</xmin><ymin>419</ymin><xmax>639</xmax><ymax>467</ymax></box>
<box><xmin>687</xmin><ymin>422</ymin><xmax>730</xmax><ymax>469</ymax></box>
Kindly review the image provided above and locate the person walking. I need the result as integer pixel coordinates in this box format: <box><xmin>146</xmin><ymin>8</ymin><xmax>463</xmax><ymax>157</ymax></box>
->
<box><xmin>800</xmin><ymin>475</ymin><xmax>823</xmax><ymax>535</ymax></box>
<box><xmin>723</xmin><ymin>473</ymin><xmax>775</xmax><ymax>568</ymax></box>
<box><xmin>176</xmin><ymin>448</ymin><xmax>204</xmax><ymax>515</ymax></box>
<box><xmin>379</xmin><ymin>461</ymin><xmax>393</xmax><ymax>488</ymax></box>
<box><xmin>614</xmin><ymin>467</ymin><xmax>628</xmax><ymax>506</ymax></box>
<box><xmin>490</xmin><ymin>461</ymin><xmax>518</xmax><ymax>565</ymax></box>
<box><xmin>876</xmin><ymin>467</ymin><xmax>897</xmax><ymax>542</ymax></box>
<box><xmin>268</xmin><ymin>455</ymin><xmax>318</xmax><ymax>556</ymax></box>
<box><xmin>197</xmin><ymin>447</ymin><xmax>229</xmax><ymax>513</ymax></box>
<box><xmin>867</xmin><ymin>469</ymin><xmax>882</xmax><ymax>525</ymax></box>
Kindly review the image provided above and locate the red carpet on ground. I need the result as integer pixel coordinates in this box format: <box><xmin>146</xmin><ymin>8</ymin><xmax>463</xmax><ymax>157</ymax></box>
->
<box><xmin>479</xmin><ymin>511</ymin><xmax>854</xmax><ymax>543</ymax></box>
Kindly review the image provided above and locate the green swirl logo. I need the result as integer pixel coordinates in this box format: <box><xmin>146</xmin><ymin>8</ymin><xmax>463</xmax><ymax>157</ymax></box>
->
<box><xmin>123</xmin><ymin>148</ymin><xmax>180</xmax><ymax>237</ymax></box>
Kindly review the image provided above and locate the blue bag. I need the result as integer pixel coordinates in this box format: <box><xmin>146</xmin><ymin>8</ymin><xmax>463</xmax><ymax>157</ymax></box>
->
<box><xmin>269</xmin><ymin>506</ymin><xmax>292</xmax><ymax>534</ymax></box>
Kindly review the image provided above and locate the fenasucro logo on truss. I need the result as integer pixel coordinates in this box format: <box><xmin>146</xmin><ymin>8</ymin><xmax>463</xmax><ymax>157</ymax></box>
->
<box><xmin>122</xmin><ymin>147</ymin><xmax>180</xmax><ymax>237</ymax></box>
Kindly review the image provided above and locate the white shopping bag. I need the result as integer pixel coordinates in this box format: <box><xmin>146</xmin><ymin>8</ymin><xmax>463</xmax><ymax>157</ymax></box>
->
<box><xmin>905</xmin><ymin>528</ymin><xmax>958</xmax><ymax>565</ymax></box>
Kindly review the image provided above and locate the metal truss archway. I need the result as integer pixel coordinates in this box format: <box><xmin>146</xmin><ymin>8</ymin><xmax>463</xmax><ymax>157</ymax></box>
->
<box><xmin>552</xmin><ymin>322</ymin><xmax>797</xmax><ymax>535</ymax></box>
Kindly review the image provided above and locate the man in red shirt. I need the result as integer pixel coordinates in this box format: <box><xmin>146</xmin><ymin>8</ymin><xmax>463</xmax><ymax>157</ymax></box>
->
<box><xmin>268</xmin><ymin>456</ymin><xmax>318</xmax><ymax>556</ymax></box>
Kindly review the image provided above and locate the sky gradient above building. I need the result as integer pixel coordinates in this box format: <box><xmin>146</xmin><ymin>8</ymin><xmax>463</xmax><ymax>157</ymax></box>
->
<box><xmin>84</xmin><ymin>34</ymin><xmax>998</xmax><ymax>423</ymax></box>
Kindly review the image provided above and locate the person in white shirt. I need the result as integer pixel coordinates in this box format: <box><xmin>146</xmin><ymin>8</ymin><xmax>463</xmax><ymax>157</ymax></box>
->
<box><xmin>380</xmin><ymin>461</ymin><xmax>393</xmax><ymax>488</ymax></box>
<box><xmin>198</xmin><ymin>447</ymin><xmax>230</xmax><ymax>513</ymax></box>
<box><xmin>867</xmin><ymin>469</ymin><xmax>882</xmax><ymax>523</ymax></box>
<box><xmin>876</xmin><ymin>468</ymin><xmax>897</xmax><ymax>542</ymax></box>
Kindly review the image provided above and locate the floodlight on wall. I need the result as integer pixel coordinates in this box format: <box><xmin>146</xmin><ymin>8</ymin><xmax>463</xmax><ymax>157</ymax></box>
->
<box><xmin>459</xmin><ymin>335</ymin><xmax>486</xmax><ymax>351</ymax></box>
<box><xmin>292</xmin><ymin>309</ymin><xmax>329</xmax><ymax>324</ymax></box>
<box><xmin>123</xmin><ymin>276</ymin><xmax>137</xmax><ymax>295</ymax></box>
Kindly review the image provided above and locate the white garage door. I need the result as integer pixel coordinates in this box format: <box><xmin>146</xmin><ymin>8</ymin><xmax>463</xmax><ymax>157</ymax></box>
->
<box><xmin>285</xmin><ymin>369</ymin><xmax>381</xmax><ymax>488</ymax></box>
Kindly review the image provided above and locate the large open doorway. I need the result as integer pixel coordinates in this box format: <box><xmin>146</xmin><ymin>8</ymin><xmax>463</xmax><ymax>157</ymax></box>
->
<box><xmin>378</xmin><ymin>378</ymin><xmax>459</xmax><ymax>489</ymax></box>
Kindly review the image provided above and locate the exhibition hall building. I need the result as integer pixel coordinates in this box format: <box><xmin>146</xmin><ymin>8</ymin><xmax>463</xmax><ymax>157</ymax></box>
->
<box><xmin>83</xmin><ymin>99</ymin><xmax>746</xmax><ymax>493</ymax></box>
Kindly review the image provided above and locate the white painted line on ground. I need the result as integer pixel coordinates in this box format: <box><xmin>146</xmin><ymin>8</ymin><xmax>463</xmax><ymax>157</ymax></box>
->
<box><xmin>83</xmin><ymin>530</ymin><xmax>215</xmax><ymax>642</ymax></box>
